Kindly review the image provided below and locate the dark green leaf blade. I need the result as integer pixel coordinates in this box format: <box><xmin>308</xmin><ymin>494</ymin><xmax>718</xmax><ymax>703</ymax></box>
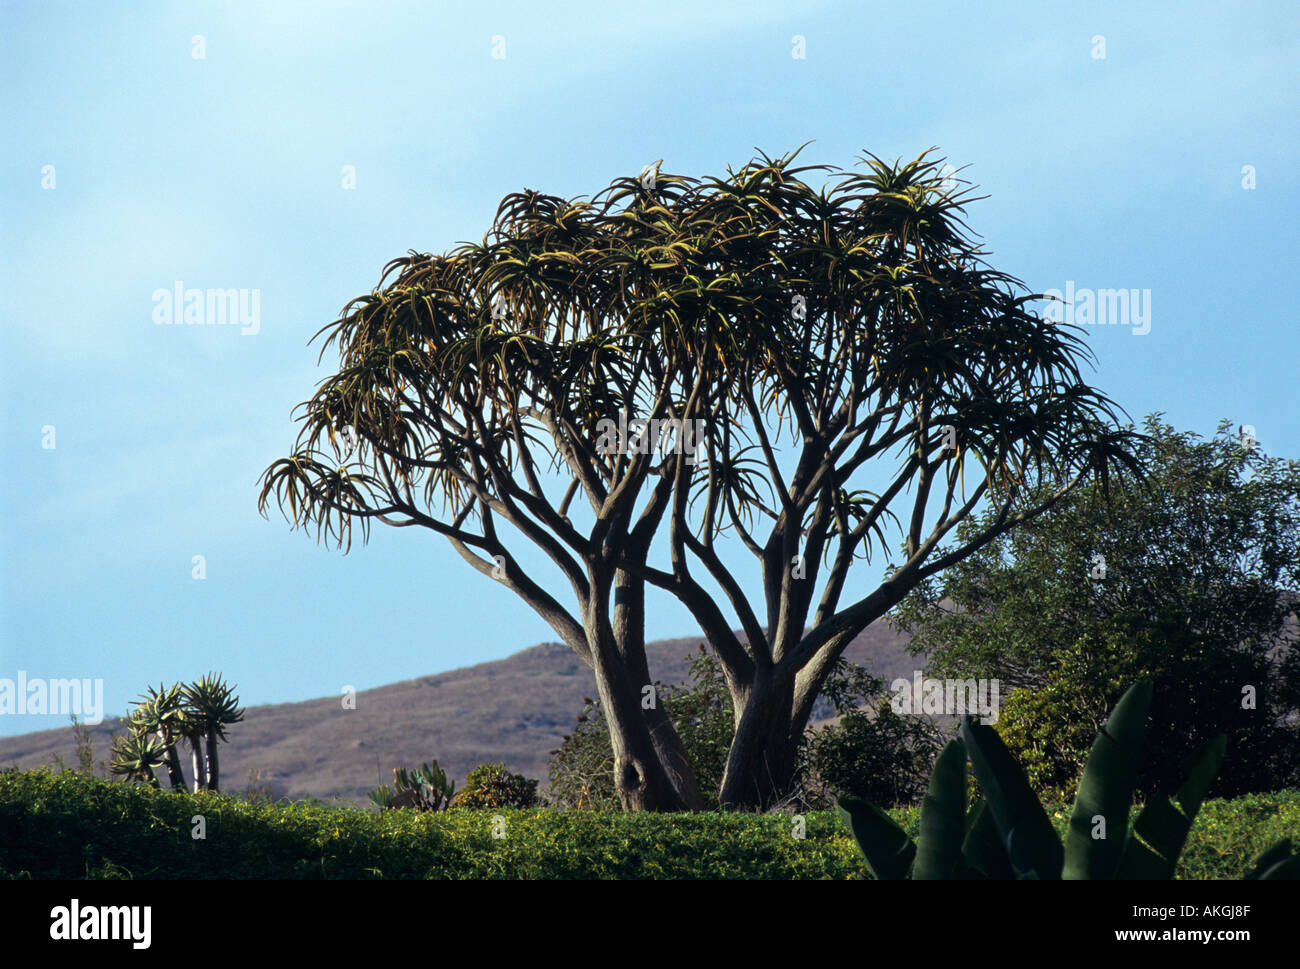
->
<box><xmin>960</xmin><ymin>715</ymin><xmax>1063</xmax><ymax>879</ymax></box>
<box><xmin>1064</xmin><ymin>679</ymin><xmax>1152</xmax><ymax>879</ymax></box>
<box><xmin>837</xmin><ymin>797</ymin><xmax>916</xmax><ymax>880</ymax></box>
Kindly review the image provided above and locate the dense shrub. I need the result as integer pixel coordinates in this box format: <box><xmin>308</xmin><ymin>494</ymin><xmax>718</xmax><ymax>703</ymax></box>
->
<box><xmin>800</xmin><ymin>703</ymin><xmax>946</xmax><ymax>809</ymax></box>
<box><xmin>3</xmin><ymin>768</ymin><xmax>1293</xmax><ymax>879</ymax></box>
<box><xmin>449</xmin><ymin>764</ymin><xmax>539</xmax><ymax>809</ymax></box>
<box><xmin>0</xmin><ymin>768</ymin><xmax>853</xmax><ymax>879</ymax></box>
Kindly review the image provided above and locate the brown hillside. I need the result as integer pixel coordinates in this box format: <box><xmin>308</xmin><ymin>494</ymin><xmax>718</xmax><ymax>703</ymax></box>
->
<box><xmin>0</xmin><ymin>621</ymin><xmax>919</xmax><ymax>806</ymax></box>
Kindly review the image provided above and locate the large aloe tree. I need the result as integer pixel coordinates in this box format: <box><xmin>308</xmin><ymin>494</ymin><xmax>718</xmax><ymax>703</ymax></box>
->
<box><xmin>259</xmin><ymin>148</ymin><xmax>1140</xmax><ymax>810</ymax></box>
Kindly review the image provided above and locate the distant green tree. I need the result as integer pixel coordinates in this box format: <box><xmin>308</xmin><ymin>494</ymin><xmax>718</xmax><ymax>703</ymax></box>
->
<box><xmin>891</xmin><ymin>416</ymin><xmax>1300</xmax><ymax>800</ymax></box>
<box><xmin>113</xmin><ymin>674</ymin><xmax>245</xmax><ymax>793</ymax></box>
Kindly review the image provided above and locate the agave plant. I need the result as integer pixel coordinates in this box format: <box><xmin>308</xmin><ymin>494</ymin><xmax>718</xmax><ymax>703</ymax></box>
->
<box><xmin>109</xmin><ymin>729</ymin><xmax>166</xmax><ymax>787</ymax></box>
<box><xmin>369</xmin><ymin>759</ymin><xmax>455</xmax><ymax>811</ymax></box>
<box><xmin>129</xmin><ymin>683</ymin><xmax>188</xmax><ymax>790</ymax></box>
<box><xmin>181</xmin><ymin>672</ymin><xmax>245</xmax><ymax>793</ymax></box>
<box><xmin>838</xmin><ymin>680</ymin><xmax>1300</xmax><ymax>879</ymax></box>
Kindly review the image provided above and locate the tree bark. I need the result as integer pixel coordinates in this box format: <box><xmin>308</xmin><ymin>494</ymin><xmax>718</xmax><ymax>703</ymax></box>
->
<box><xmin>597</xmin><ymin>672</ymin><xmax>688</xmax><ymax>810</ymax></box>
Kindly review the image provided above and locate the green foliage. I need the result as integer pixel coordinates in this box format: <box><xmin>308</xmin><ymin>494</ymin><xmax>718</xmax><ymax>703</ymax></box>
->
<box><xmin>892</xmin><ymin>416</ymin><xmax>1300</xmax><ymax>801</ymax></box>
<box><xmin>1</xmin><ymin>767</ymin><xmax>1295</xmax><ymax>880</ymax></box>
<box><xmin>838</xmin><ymin>682</ymin><xmax>1300</xmax><ymax>879</ymax></box>
<box><xmin>449</xmin><ymin>764</ymin><xmax>539</xmax><ymax>810</ymax></box>
<box><xmin>181</xmin><ymin>672</ymin><xmax>246</xmax><ymax>742</ymax></box>
<box><xmin>107</xmin><ymin>732</ymin><xmax>166</xmax><ymax>788</ymax></box>
<box><xmin>659</xmin><ymin>651</ymin><xmax>735</xmax><ymax>801</ymax></box>
<box><xmin>990</xmin><ymin>668</ymin><xmax>1110</xmax><ymax>801</ymax></box>
<box><xmin>1063</xmin><ymin>679</ymin><xmax>1151</xmax><ymax>878</ymax></box>
<box><xmin>0</xmin><ymin>767</ymin><xmax>854</xmax><ymax>879</ymax></box>
<box><xmin>370</xmin><ymin>759</ymin><xmax>456</xmax><ymax>812</ymax></box>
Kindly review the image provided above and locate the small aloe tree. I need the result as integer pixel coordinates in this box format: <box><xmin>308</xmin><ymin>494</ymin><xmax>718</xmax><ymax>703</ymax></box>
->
<box><xmin>181</xmin><ymin>673</ymin><xmax>245</xmax><ymax>793</ymax></box>
<box><xmin>838</xmin><ymin>680</ymin><xmax>1300</xmax><ymax>879</ymax></box>
<box><xmin>114</xmin><ymin>673</ymin><xmax>244</xmax><ymax>793</ymax></box>
<box><xmin>130</xmin><ymin>683</ymin><xmax>187</xmax><ymax>790</ymax></box>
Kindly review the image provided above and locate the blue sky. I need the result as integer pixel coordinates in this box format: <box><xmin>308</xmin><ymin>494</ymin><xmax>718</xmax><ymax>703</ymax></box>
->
<box><xmin>2</xmin><ymin>0</ymin><xmax>1297</xmax><ymax>735</ymax></box>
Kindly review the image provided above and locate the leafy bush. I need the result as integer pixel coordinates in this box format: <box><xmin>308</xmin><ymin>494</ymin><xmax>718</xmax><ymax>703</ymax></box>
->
<box><xmin>801</xmin><ymin>703</ymin><xmax>946</xmax><ymax>810</ymax></box>
<box><xmin>546</xmin><ymin>695</ymin><xmax>620</xmax><ymax>810</ymax></box>
<box><xmin>449</xmin><ymin>764</ymin><xmax>538</xmax><ymax>809</ymax></box>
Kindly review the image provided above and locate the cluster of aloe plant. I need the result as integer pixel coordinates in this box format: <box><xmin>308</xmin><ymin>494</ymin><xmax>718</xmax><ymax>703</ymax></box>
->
<box><xmin>110</xmin><ymin>673</ymin><xmax>245</xmax><ymax>793</ymax></box>
<box><xmin>838</xmin><ymin>680</ymin><xmax>1299</xmax><ymax>879</ymax></box>
<box><xmin>369</xmin><ymin>759</ymin><xmax>456</xmax><ymax>811</ymax></box>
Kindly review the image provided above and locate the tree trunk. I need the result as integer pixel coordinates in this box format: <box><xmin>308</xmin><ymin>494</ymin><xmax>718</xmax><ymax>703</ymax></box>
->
<box><xmin>611</xmin><ymin>568</ymin><xmax>706</xmax><ymax>810</ymax></box>
<box><xmin>594</xmin><ymin>657</ymin><xmax>692</xmax><ymax>810</ymax></box>
<box><xmin>188</xmin><ymin>738</ymin><xmax>206</xmax><ymax>792</ymax></box>
<box><xmin>586</xmin><ymin>590</ymin><xmax>695</xmax><ymax>812</ymax></box>
<box><xmin>157</xmin><ymin>733</ymin><xmax>186</xmax><ymax>790</ymax></box>
<box><xmin>205</xmin><ymin>730</ymin><xmax>220</xmax><ymax>792</ymax></box>
<box><xmin>719</xmin><ymin>672</ymin><xmax>797</xmax><ymax>810</ymax></box>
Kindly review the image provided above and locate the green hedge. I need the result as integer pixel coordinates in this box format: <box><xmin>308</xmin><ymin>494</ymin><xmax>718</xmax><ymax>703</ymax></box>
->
<box><xmin>1</xmin><ymin>769</ymin><xmax>1295</xmax><ymax>879</ymax></box>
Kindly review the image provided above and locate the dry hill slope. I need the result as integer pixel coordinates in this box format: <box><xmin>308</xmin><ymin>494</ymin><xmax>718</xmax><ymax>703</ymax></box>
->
<box><xmin>0</xmin><ymin>621</ymin><xmax>917</xmax><ymax>806</ymax></box>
